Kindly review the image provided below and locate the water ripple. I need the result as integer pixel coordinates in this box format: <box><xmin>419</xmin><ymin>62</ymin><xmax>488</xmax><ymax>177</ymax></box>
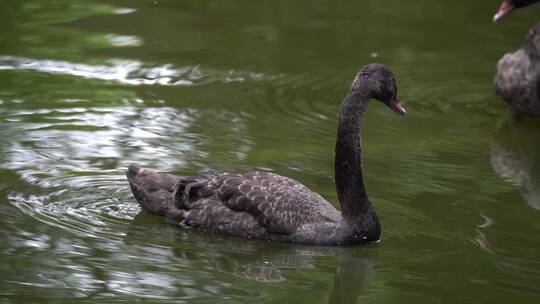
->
<box><xmin>0</xmin><ymin>56</ymin><xmax>276</xmax><ymax>87</ymax></box>
<box><xmin>1</xmin><ymin>105</ymin><xmax>260</xmax><ymax>240</ymax></box>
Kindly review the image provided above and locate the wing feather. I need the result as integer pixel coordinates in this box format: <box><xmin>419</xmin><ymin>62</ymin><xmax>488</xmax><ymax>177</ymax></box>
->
<box><xmin>201</xmin><ymin>172</ymin><xmax>333</xmax><ymax>234</ymax></box>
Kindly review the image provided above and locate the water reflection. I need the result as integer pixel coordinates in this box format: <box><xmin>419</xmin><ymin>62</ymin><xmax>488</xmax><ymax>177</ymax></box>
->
<box><xmin>471</xmin><ymin>214</ymin><xmax>494</xmax><ymax>253</ymax></box>
<box><xmin>3</xmin><ymin>106</ymin><xmax>258</xmax><ymax>240</ymax></box>
<box><xmin>1</xmin><ymin>208</ymin><xmax>376</xmax><ymax>301</ymax></box>
<box><xmin>2</xmin><ymin>107</ymin><xmax>195</xmax><ymax>187</ymax></box>
<box><xmin>126</xmin><ymin>213</ymin><xmax>377</xmax><ymax>303</ymax></box>
<box><xmin>0</xmin><ymin>56</ymin><xmax>271</xmax><ymax>87</ymax></box>
<box><xmin>490</xmin><ymin>117</ymin><xmax>540</xmax><ymax>210</ymax></box>
<box><xmin>104</xmin><ymin>34</ymin><xmax>142</xmax><ymax>47</ymax></box>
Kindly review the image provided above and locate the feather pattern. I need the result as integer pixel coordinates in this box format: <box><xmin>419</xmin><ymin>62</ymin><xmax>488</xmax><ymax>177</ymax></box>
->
<box><xmin>128</xmin><ymin>165</ymin><xmax>341</xmax><ymax>243</ymax></box>
<box><xmin>495</xmin><ymin>22</ymin><xmax>540</xmax><ymax>117</ymax></box>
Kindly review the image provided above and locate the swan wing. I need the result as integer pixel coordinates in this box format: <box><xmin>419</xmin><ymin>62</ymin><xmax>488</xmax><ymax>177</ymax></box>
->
<box><xmin>174</xmin><ymin>171</ymin><xmax>335</xmax><ymax>234</ymax></box>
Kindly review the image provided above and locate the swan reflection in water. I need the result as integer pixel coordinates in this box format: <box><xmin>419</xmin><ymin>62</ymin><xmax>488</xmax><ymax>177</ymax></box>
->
<box><xmin>490</xmin><ymin>117</ymin><xmax>540</xmax><ymax>210</ymax></box>
<box><xmin>125</xmin><ymin>213</ymin><xmax>377</xmax><ymax>303</ymax></box>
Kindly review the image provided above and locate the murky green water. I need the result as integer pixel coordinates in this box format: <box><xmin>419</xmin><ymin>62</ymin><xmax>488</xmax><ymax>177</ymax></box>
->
<box><xmin>1</xmin><ymin>0</ymin><xmax>540</xmax><ymax>302</ymax></box>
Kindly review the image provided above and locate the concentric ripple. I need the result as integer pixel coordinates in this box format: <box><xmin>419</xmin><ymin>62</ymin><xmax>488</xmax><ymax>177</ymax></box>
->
<box><xmin>1</xmin><ymin>105</ymin><xmax>256</xmax><ymax>240</ymax></box>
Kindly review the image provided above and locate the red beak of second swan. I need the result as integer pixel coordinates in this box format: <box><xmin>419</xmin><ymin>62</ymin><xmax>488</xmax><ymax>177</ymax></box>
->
<box><xmin>493</xmin><ymin>0</ymin><xmax>515</xmax><ymax>22</ymax></box>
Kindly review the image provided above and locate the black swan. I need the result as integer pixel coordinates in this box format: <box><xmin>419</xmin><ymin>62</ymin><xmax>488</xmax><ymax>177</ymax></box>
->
<box><xmin>494</xmin><ymin>0</ymin><xmax>540</xmax><ymax>117</ymax></box>
<box><xmin>493</xmin><ymin>0</ymin><xmax>539</xmax><ymax>22</ymax></box>
<box><xmin>126</xmin><ymin>63</ymin><xmax>406</xmax><ymax>246</ymax></box>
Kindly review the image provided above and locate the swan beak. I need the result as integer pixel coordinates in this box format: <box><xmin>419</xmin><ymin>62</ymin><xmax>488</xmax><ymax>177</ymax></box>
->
<box><xmin>390</xmin><ymin>97</ymin><xmax>406</xmax><ymax>115</ymax></box>
<box><xmin>493</xmin><ymin>0</ymin><xmax>514</xmax><ymax>23</ymax></box>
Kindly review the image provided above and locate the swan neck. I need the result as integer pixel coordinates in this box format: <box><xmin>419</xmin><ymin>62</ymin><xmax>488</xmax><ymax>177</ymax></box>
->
<box><xmin>335</xmin><ymin>90</ymin><xmax>372</xmax><ymax>218</ymax></box>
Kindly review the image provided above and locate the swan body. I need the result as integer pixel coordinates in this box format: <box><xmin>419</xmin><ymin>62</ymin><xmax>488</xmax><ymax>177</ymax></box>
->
<box><xmin>495</xmin><ymin>22</ymin><xmax>540</xmax><ymax>117</ymax></box>
<box><xmin>128</xmin><ymin>167</ymin><xmax>363</xmax><ymax>245</ymax></box>
<box><xmin>127</xmin><ymin>63</ymin><xmax>406</xmax><ymax>246</ymax></box>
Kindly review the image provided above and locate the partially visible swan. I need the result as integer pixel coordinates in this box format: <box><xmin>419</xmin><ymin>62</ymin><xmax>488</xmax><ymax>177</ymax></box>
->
<box><xmin>127</xmin><ymin>63</ymin><xmax>406</xmax><ymax>246</ymax></box>
<box><xmin>493</xmin><ymin>0</ymin><xmax>539</xmax><ymax>23</ymax></box>
<box><xmin>494</xmin><ymin>22</ymin><xmax>540</xmax><ymax>117</ymax></box>
<box><xmin>494</xmin><ymin>0</ymin><xmax>540</xmax><ymax>117</ymax></box>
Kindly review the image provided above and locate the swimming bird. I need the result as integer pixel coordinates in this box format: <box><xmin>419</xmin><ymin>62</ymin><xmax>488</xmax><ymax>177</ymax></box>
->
<box><xmin>493</xmin><ymin>0</ymin><xmax>539</xmax><ymax>23</ymax></box>
<box><xmin>494</xmin><ymin>22</ymin><xmax>540</xmax><ymax>117</ymax></box>
<box><xmin>126</xmin><ymin>63</ymin><xmax>406</xmax><ymax>245</ymax></box>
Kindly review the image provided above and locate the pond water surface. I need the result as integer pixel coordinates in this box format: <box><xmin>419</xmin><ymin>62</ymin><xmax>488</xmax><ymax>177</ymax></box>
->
<box><xmin>1</xmin><ymin>0</ymin><xmax>540</xmax><ymax>303</ymax></box>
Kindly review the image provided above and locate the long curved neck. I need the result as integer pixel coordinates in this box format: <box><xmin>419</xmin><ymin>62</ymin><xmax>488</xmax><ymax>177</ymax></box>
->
<box><xmin>335</xmin><ymin>88</ymin><xmax>372</xmax><ymax>219</ymax></box>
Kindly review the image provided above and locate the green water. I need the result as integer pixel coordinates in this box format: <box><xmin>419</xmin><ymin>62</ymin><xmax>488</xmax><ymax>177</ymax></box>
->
<box><xmin>1</xmin><ymin>0</ymin><xmax>540</xmax><ymax>302</ymax></box>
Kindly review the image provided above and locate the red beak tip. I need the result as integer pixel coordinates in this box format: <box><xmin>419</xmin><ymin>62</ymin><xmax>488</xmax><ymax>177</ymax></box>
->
<box><xmin>390</xmin><ymin>99</ymin><xmax>406</xmax><ymax>115</ymax></box>
<box><xmin>493</xmin><ymin>0</ymin><xmax>514</xmax><ymax>22</ymax></box>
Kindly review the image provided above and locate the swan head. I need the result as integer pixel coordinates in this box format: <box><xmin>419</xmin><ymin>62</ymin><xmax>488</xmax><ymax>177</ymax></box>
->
<box><xmin>353</xmin><ymin>63</ymin><xmax>406</xmax><ymax>115</ymax></box>
<box><xmin>493</xmin><ymin>0</ymin><xmax>539</xmax><ymax>22</ymax></box>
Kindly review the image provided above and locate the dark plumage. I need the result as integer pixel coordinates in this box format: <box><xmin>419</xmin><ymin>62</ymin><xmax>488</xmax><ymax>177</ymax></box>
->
<box><xmin>127</xmin><ymin>63</ymin><xmax>406</xmax><ymax>245</ymax></box>
<box><xmin>493</xmin><ymin>1</ymin><xmax>540</xmax><ymax>117</ymax></box>
<box><xmin>493</xmin><ymin>0</ymin><xmax>539</xmax><ymax>22</ymax></box>
<box><xmin>495</xmin><ymin>22</ymin><xmax>540</xmax><ymax>117</ymax></box>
